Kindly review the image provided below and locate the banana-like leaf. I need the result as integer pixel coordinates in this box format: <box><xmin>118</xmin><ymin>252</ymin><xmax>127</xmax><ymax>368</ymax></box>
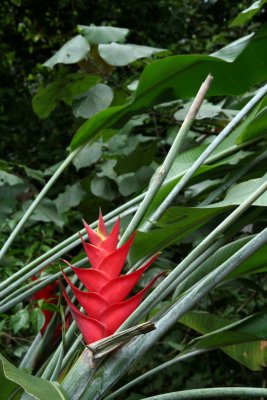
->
<box><xmin>70</xmin><ymin>25</ymin><xmax>267</xmax><ymax>149</ymax></box>
<box><xmin>180</xmin><ymin>311</ymin><xmax>267</xmax><ymax>370</ymax></box>
<box><xmin>0</xmin><ymin>354</ymin><xmax>69</xmax><ymax>400</ymax></box>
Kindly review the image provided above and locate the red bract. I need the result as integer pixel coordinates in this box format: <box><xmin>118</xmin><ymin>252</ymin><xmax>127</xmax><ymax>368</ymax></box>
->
<box><xmin>62</xmin><ymin>212</ymin><xmax>161</xmax><ymax>344</ymax></box>
<box><xmin>32</xmin><ymin>273</ymin><xmax>59</xmax><ymax>335</ymax></box>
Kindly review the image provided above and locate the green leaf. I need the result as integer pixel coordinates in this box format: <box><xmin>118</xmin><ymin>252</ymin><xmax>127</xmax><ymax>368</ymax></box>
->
<box><xmin>72</xmin><ymin>142</ymin><xmax>102</xmax><ymax>170</ymax></box>
<box><xmin>72</xmin><ymin>83</ymin><xmax>113</xmax><ymax>119</ymax></box>
<box><xmin>77</xmin><ymin>25</ymin><xmax>129</xmax><ymax>44</ymax></box>
<box><xmin>98</xmin><ymin>43</ymin><xmax>165</xmax><ymax>66</ymax></box>
<box><xmin>90</xmin><ymin>177</ymin><xmax>118</xmax><ymax>200</ymax></box>
<box><xmin>0</xmin><ymin>353</ymin><xmax>69</xmax><ymax>400</ymax></box>
<box><xmin>43</xmin><ymin>35</ymin><xmax>90</xmax><ymax>68</ymax></box>
<box><xmin>174</xmin><ymin>100</ymin><xmax>237</xmax><ymax>121</ymax></box>
<box><xmin>30</xmin><ymin>308</ymin><xmax>46</xmax><ymax>333</ymax></box>
<box><xmin>180</xmin><ymin>311</ymin><xmax>267</xmax><ymax>370</ymax></box>
<box><xmin>28</xmin><ymin>199</ymin><xmax>66</xmax><ymax>228</ymax></box>
<box><xmin>32</xmin><ymin>73</ymin><xmax>100</xmax><ymax>118</ymax></box>
<box><xmin>55</xmin><ymin>183</ymin><xmax>85</xmax><ymax>214</ymax></box>
<box><xmin>71</xmin><ymin>24</ymin><xmax>267</xmax><ymax>149</ymax></box>
<box><xmin>11</xmin><ymin>310</ymin><xmax>30</xmax><ymax>334</ymax></box>
<box><xmin>129</xmin><ymin>206</ymin><xmax>222</xmax><ymax>264</ymax></box>
<box><xmin>211</xmin><ymin>33</ymin><xmax>254</xmax><ymax>62</ymax></box>
<box><xmin>208</xmin><ymin>176</ymin><xmax>267</xmax><ymax>207</ymax></box>
<box><xmin>0</xmin><ymin>171</ymin><xmax>23</xmax><ymax>186</ymax></box>
<box><xmin>237</xmin><ymin>106</ymin><xmax>267</xmax><ymax>143</ymax></box>
<box><xmin>230</xmin><ymin>0</ymin><xmax>267</xmax><ymax>27</ymax></box>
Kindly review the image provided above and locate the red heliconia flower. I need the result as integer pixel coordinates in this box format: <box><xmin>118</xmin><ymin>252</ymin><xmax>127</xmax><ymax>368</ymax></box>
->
<box><xmin>62</xmin><ymin>212</ymin><xmax>162</xmax><ymax>344</ymax></box>
<box><xmin>32</xmin><ymin>272</ymin><xmax>59</xmax><ymax>335</ymax></box>
<box><xmin>32</xmin><ymin>271</ymin><xmax>71</xmax><ymax>340</ymax></box>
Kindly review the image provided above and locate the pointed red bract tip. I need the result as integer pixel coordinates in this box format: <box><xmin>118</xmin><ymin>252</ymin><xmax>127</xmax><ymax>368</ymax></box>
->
<box><xmin>62</xmin><ymin>215</ymin><xmax>161</xmax><ymax>344</ymax></box>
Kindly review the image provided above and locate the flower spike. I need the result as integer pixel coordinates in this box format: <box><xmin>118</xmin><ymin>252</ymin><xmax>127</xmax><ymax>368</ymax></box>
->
<box><xmin>62</xmin><ymin>212</ymin><xmax>161</xmax><ymax>344</ymax></box>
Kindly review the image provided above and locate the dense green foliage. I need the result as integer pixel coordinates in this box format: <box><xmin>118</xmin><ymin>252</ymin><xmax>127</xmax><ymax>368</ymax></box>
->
<box><xmin>0</xmin><ymin>1</ymin><xmax>267</xmax><ymax>399</ymax></box>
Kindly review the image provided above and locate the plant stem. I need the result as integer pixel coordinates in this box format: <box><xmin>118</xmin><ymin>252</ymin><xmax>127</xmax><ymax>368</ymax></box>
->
<box><xmin>75</xmin><ymin>227</ymin><xmax>267</xmax><ymax>400</ymax></box>
<box><xmin>104</xmin><ymin>350</ymin><xmax>208</xmax><ymax>400</ymax></box>
<box><xmin>139</xmin><ymin>387</ymin><xmax>267</xmax><ymax>399</ymax></box>
<box><xmin>0</xmin><ymin>205</ymin><xmax>138</xmax><ymax>303</ymax></box>
<box><xmin>119</xmin><ymin>74</ymin><xmax>213</xmax><ymax>244</ymax></box>
<box><xmin>118</xmin><ymin>176</ymin><xmax>267</xmax><ymax>330</ymax></box>
<box><xmin>0</xmin><ymin>148</ymin><xmax>81</xmax><ymax>263</ymax></box>
<box><xmin>141</xmin><ymin>82</ymin><xmax>267</xmax><ymax>231</ymax></box>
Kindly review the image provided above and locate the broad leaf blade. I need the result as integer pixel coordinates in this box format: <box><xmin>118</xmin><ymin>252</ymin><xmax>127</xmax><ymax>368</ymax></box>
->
<box><xmin>0</xmin><ymin>354</ymin><xmax>69</xmax><ymax>400</ymax></box>
<box><xmin>180</xmin><ymin>311</ymin><xmax>267</xmax><ymax>370</ymax></box>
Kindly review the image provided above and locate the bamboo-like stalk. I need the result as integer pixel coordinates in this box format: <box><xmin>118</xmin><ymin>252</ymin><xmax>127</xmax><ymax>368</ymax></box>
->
<box><xmin>141</xmin><ymin>82</ymin><xmax>267</xmax><ymax>231</ymax></box>
<box><xmin>118</xmin><ymin>177</ymin><xmax>267</xmax><ymax>330</ymax></box>
<box><xmin>139</xmin><ymin>387</ymin><xmax>267</xmax><ymax>399</ymax></box>
<box><xmin>0</xmin><ymin>199</ymin><xmax>140</xmax><ymax>295</ymax></box>
<box><xmin>0</xmin><ymin>148</ymin><xmax>81</xmax><ymax>263</ymax></box>
<box><xmin>75</xmin><ymin>227</ymin><xmax>267</xmax><ymax>400</ymax></box>
<box><xmin>119</xmin><ymin>74</ymin><xmax>213</xmax><ymax>244</ymax></box>
<box><xmin>104</xmin><ymin>349</ymin><xmax>208</xmax><ymax>400</ymax></box>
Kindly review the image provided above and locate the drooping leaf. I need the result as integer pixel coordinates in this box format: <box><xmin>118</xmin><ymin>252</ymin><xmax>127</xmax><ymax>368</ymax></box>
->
<box><xmin>230</xmin><ymin>0</ymin><xmax>267</xmax><ymax>27</ymax></box>
<box><xmin>32</xmin><ymin>74</ymin><xmax>100</xmax><ymax>118</ymax></box>
<box><xmin>0</xmin><ymin>354</ymin><xmax>69</xmax><ymax>400</ymax></box>
<box><xmin>71</xmin><ymin>25</ymin><xmax>267</xmax><ymax>149</ymax></box>
<box><xmin>237</xmin><ymin>106</ymin><xmax>267</xmax><ymax>143</ymax></box>
<box><xmin>180</xmin><ymin>311</ymin><xmax>267</xmax><ymax>370</ymax></box>
<box><xmin>0</xmin><ymin>171</ymin><xmax>23</xmax><ymax>186</ymax></box>
<box><xmin>207</xmin><ymin>176</ymin><xmax>267</xmax><ymax>208</ymax></box>
<box><xmin>72</xmin><ymin>142</ymin><xmax>103</xmax><ymax>170</ymax></box>
<box><xmin>72</xmin><ymin>83</ymin><xmax>113</xmax><ymax>119</ymax></box>
<box><xmin>43</xmin><ymin>35</ymin><xmax>90</xmax><ymax>68</ymax></box>
<box><xmin>98</xmin><ymin>43</ymin><xmax>165</xmax><ymax>66</ymax></box>
<box><xmin>55</xmin><ymin>183</ymin><xmax>85</xmax><ymax>214</ymax></box>
<box><xmin>77</xmin><ymin>25</ymin><xmax>129</xmax><ymax>44</ymax></box>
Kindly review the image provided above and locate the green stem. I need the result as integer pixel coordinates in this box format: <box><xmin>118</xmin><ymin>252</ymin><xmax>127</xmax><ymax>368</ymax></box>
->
<box><xmin>0</xmin><ymin>205</ymin><xmax>138</xmax><ymax>303</ymax></box>
<box><xmin>140</xmin><ymin>387</ymin><xmax>267</xmax><ymax>399</ymax></box>
<box><xmin>120</xmin><ymin>75</ymin><xmax>213</xmax><ymax>244</ymax></box>
<box><xmin>0</xmin><ymin>148</ymin><xmax>81</xmax><ymax>263</ymax></box>
<box><xmin>141</xmin><ymin>82</ymin><xmax>267</xmax><ymax>231</ymax></box>
<box><xmin>75</xmin><ymin>227</ymin><xmax>267</xmax><ymax>400</ymax></box>
<box><xmin>104</xmin><ymin>350</ymin><xmax>207</xmax><ymax>400</ymax></box>
<box><xmin>118</xmin><ymin>177</ymin><xmax>267</xmax><ymax>330</ymax></box>
<box><xmin>200</xmin><ymin>149</ymin><xmax>267</xmax><ymax>206</ymax></box>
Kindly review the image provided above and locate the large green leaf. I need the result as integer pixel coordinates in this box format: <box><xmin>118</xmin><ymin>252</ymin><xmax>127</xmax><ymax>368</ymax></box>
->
<box><xmin>230</xmin><ymin>0</ymin><xmax>267</xmax><ymax>27</ymax></box>
<box><xmin>129</xmin><ymin>206</ymin><xmax>222</xmax><ymax>264</ymax></box>
<box><xmin>98</xmin><ymin>43</ymin><xmax>165</xmax><ymax>66</ymax></box>
<box><xmin>32</xmin><ymin>74</ymin><xmax>100</xmax><ymax>118</ymax></box>
<box><xmin>237</xmin><ymin>106</ymin><xmax>267</xmax><ymax>143</ymax></box>
<box><xmin>77</xmin><ymin>25</ymin><xmax>129</xmax><ymax>44</ymax></box>
<box><xmin>0</xmin><ymin>354</ymin><xmax>69</xmax><ymax>400</ymax></box>
<box><xmin>70</xmin><ymin>25</ymin><xmax>267</xmax><ymax>149</ymax></box>
<box><xmin>43</xmin><ymin>35</ymin><xmax>90</xmax><ymax>68</ymax></box>
<box><xmin>180</xmin><ymin>311</ymin><xmax>267</xmax><ymax>370</ymax></box>
<box><xmin>208</xmin><ymin>176</ymin><xmax>267</xmax><ymax>208</ymax></box>
<box><xmin>72</xmin><ymin>83</ymin><xmax>113</xmax><ymax>119</ymax></box>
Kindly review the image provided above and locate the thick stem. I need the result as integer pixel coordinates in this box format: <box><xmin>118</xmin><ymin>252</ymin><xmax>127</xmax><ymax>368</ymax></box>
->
<box><xmin>141</xmin><ymin>82</ymin><xmax>267</xmax><ymax>231</ymax></box>
<box><xmin>140</xmin><ymin>387</ymin><xmax>267</xmax><ymax>399</ymax></box>
<box><xmin>120</xmin><ymin>75</ymin><xmax>213</xmax><ymax>244</ymax></box>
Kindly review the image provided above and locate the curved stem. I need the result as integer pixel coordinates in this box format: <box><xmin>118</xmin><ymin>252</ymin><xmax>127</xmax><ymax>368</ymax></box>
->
<box><xmin>0</xmin><ymin>148</ymin><xmax>81</xmax><ymax>263</ymax></box>
<box><xmin>104</xmin><ymin>350</ymin><xmax>207</xmax><ymax>400</ymax></box>
<box><xmin>142</xmin><ymin>82</ymin><xmax>267</xmax><ymax>231</ymax></box>
<box><xmin>120</xmin><ymin>75</ymin><xmax>213</xmax><ymax>244</ymax></box>
<box><xmin>140</xmin><ymin>387</ymin><xmax>267</xmax><ymax>399</ymax></box>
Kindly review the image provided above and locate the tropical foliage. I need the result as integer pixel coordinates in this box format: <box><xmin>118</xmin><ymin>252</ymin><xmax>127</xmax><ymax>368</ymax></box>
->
<box><xmin>0</xmin><ymin>1</ymin><xmax>267</xmax><ymax>399</ymax></box>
